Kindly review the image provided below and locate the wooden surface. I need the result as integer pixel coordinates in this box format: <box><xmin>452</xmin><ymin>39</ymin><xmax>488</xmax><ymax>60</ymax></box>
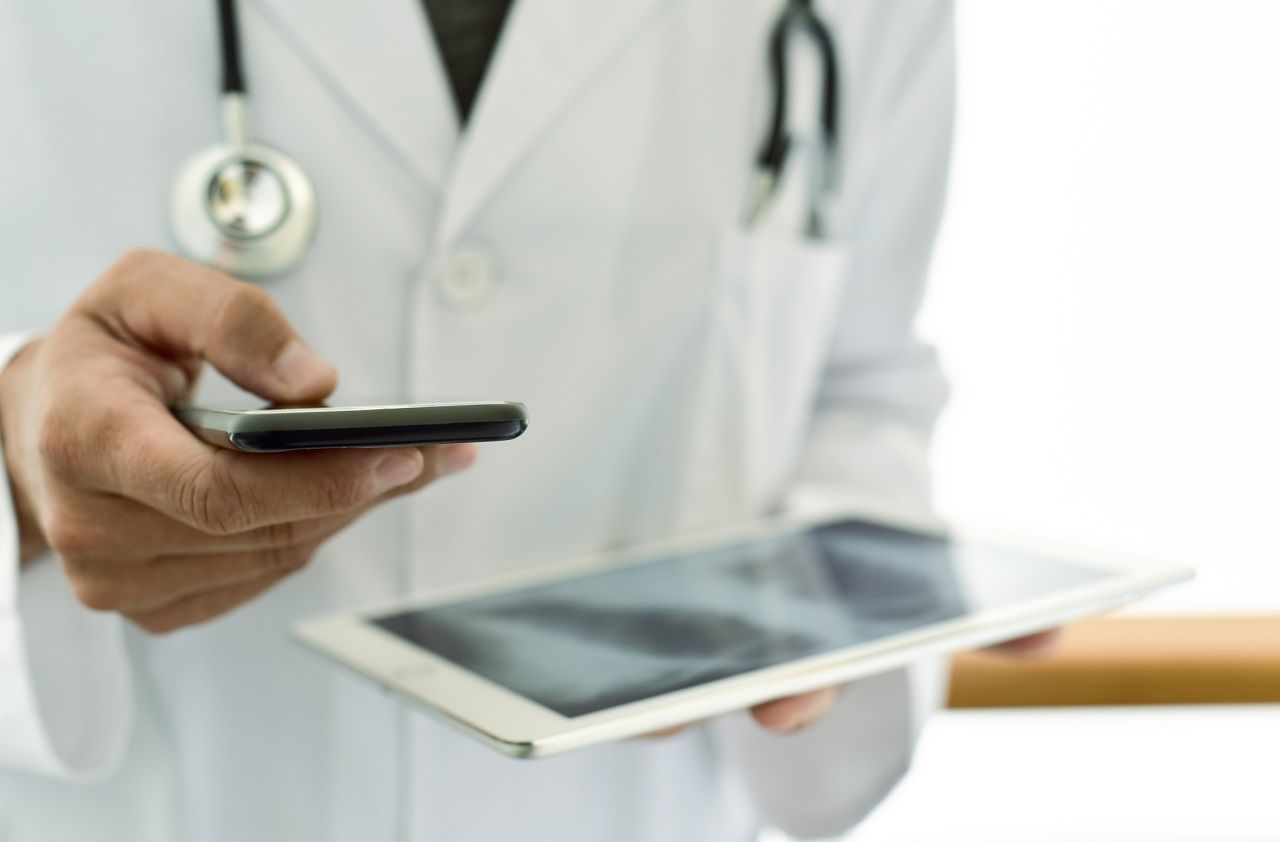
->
<box><xmin>948</xmin><ymin>615</ymin><xmax>1280</xmax><ymax>708</ymax></box>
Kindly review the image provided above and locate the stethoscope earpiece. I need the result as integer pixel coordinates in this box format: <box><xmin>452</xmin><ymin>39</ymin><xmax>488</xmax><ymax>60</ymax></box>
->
<box><xmin>170</xmin><ymin>1</ymin><xmax>316</xmax><ymax>281</ymax></box>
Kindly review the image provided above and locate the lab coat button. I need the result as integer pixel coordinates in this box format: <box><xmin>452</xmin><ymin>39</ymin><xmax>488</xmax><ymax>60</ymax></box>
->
<box><xmin>438</xmin><ymin>246</ymin><xmax>498</xmax><ymax>309</ymax></box>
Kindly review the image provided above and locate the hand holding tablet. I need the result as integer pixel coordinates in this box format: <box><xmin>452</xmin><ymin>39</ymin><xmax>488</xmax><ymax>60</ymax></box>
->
<box><xmin>297</xmin><ymin>514</ymin><xmax>1192</xmax><ymax>757</ymax></box>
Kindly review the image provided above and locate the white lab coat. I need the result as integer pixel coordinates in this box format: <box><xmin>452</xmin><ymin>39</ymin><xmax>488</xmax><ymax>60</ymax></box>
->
<box><xmin>0</xmin><ymin>1</ymin><xmax>954</xmax><ymax>839</ymax></box>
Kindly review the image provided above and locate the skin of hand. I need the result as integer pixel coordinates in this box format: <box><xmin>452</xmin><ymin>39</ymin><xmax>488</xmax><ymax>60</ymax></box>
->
<box><xmin>743</xmin><ymin>628</ymin><xmax>1064</xmax><ymax>733</ymax></box>
<box><xmin>0</xmin><ymin>250</ymin><xmax>476</xmax><ymax>634</ymax></box>
<box><xmin>643</xmin><ymin>625</ymin><xmax>1066</xmax><ymax>739</ymax></box>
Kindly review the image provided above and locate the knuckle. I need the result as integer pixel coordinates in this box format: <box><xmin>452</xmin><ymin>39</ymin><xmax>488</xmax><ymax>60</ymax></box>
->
<box><xmin>213</xmin><ymin>284</ymin><xmax>276</xmax><ymax>338</ymax></box>
<box><xmin>377</xmin><ymin>451</ymin><xmax>438</xmax><ymax>498</ymax></box>
<box><xmin>116</xmin><ymin>247</ymin><xmax>165</xmax><ymax>272</ymax></box>
<box><xmin>224</xmin><ymin>282</ymin><xmax>273</xmax><ymax>317</ymax></box>
<box><xmin>260</xmin><ymin>517</ymin><xmax>333</xmax><ymax>548</ymax></box>
<box><xmin>93</xmin><ymin>404</ymin><xmax>134</xmax><ymax>463</ymax></box>
<box><xmin>67</xmin><ymin>573</ymin><xmax>121</xmax><ymax>612</ymax></box>
<box><xmin>409</xmin><ymin>461</ymin><xmax>444</xmax><ymax>493</ymax></box>
<box><xmin>261</xmin><ymin>519</ymin><xmax>302</xmax><ymax>548</ymax></box>
<box><xmin>35</xmin><ymin>414</ymin><xmax>80</xmax><ymax>477</ymax></box>
<box><xmin>93</xmin><ymin>249</ymin><xmax>171</xmax><ymax>300</ymax></box>
<box><xmin>77</xmin><ymin>250</ymin><xmax>171</xmax><ymax>319</ymax></box>
<box><xmin>263</xmin><ymin>543</ymin><xmax>315</xmax><ymax>576</ymax></box>
<box><xmin>41</xmin><ymin>505</ymin><xmax>94</xmax><ymax>560</ymax></box>
<box><xmin>314</xmin><ymin>471</ymin><xmax>367</xmax><ymax>514</ymax></box>
<box><xmin>181</xmin><ymin>461</ymin><xmax>251</xmax><ymax>535</ymax></box>
<box><xmin>105</xmin><ymin>249</ymin><xmax>164</xmax><ymax>284</ymax></box>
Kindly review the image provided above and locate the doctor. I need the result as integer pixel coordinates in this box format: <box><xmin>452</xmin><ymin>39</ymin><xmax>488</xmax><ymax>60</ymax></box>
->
<box><xmin>0</xmin><ymin>1</ymin><xmax>1046</xmax><ymax>840</ymax></box>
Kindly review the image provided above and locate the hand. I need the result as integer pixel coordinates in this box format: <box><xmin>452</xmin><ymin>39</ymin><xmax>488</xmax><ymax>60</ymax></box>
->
<box><xmin>746</xmin><ymin>629</ymin><xmax>1065</xmax><ymax>734</ymax></box>
<box><xmin>982</xmin><ymin>628</ymin><xmax>1063</xmax><ymax>659</ymax></box>
<box><xmin>641</xmin><ymin>628</ymin><xmax>1065</xmax><ymax>739</ymax></box>
<box><xmin>0</xmin><ymin>250</ymin><xmax>474</xmax><ymax>633</ymax></box>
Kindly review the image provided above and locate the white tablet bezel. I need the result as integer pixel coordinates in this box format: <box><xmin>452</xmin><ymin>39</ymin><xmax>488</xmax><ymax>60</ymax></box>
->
<box><xmin>293</xmin><ymin>511</ymin><xmax>1193</xmax><ymax>758</ymax></box>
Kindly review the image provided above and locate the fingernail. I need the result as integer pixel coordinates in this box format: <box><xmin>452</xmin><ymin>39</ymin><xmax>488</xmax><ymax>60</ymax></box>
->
<box><xmin>373</xmin><ymin>451</ymin><xmax>424</xmax><ymax>493</ymax></box>
<box><xmin>437</xmin><ymin>443</ymin><xmax>476</xmax><ymax>476</ymax></box>
<box><xmin>272</xmin><ymin>339</ymin><xmax>336</xmax><ymax>395</ymax></box>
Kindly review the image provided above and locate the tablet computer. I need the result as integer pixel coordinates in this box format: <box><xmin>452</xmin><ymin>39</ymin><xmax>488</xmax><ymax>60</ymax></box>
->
<box><xmin>295</xmin><ymin>513</ymin><xmax>1192</xmax><ymax>758</ymax></box>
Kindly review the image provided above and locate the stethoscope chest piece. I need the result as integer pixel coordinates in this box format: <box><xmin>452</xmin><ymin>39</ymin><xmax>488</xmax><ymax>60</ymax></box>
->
<box><xmin>172</xmin><ymin>138</ymin><xmax>316</xmax><ymax>282</ymax></box>
<box><xmin>172</xmin><ymin>2</ymin><xmax>316</xmax><ymax>281</ymax></box>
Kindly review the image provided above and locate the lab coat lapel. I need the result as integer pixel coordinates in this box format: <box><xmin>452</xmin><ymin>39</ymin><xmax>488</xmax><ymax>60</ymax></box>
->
<box><xmin>247</xmin><ymin>0</ymin><xmax>456</xmax><ymax>189</ymax></box>
<box><xmin>438</xmin><ymin>0</ymin><xmax>678</xmax><ymax>244</ymax></box>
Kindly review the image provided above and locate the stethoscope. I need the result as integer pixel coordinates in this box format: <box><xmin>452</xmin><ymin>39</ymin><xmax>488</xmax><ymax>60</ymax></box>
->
<box><xmin>171</xmin><ymin>0</ymin><xmax>315</xmax><ymax>281</ymax></box>
<box><xmin>744</xmin><ymin>0</ymin><xmax>841</xmax><ymax>239</ymax></box>
<box><xmin>170</xmin><ymin>0</ymin><xmax>838</xmax><ymax>281</ymax></box>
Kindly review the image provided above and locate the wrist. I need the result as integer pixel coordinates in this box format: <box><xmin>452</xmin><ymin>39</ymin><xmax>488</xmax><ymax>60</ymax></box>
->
<box><xmin>0</xmin><ymin>339</ymin><xmax>48</xmax><ymax>565</ymax></box>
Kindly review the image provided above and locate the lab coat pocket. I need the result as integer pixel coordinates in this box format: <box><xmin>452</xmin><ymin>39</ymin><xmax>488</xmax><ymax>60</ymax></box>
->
<box><xmin>678</xmin><ymin>229</ymin><xmax>849</xmax><ymax>529</ymax></box>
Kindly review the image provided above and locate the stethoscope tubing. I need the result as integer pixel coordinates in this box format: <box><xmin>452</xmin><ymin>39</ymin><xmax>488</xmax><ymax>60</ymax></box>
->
<box><xmin>177</xmin><ymin>0</ymin><xmax>841</xmax><ymax>278</ymax></box>
<box><xmin>217</xmin><ymin>0</ymin><xmax>247</xmax><ymax>95</ymax></box>
<box><xmin>758</xmin><ymin>0</ymin><xmax>840</xmax><ymax>179</ymax></box>
<box><xmin>746</xmin><ymin>0</ymin><xmax>841</xmax><ymax>236</ymax></box>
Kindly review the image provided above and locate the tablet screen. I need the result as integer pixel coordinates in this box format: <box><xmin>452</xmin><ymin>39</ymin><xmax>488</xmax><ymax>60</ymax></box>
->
<box><xmin>372</xmin><ymin>519</ymin><xmax>1109</xmax><ymax>717</ymax></box>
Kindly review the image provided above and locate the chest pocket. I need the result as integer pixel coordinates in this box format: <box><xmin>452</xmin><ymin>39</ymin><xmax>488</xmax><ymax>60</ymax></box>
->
<box><xmin>678</xmin><ymin>228</ymin><xmax>849</xmax><ymax>529</ymax></box>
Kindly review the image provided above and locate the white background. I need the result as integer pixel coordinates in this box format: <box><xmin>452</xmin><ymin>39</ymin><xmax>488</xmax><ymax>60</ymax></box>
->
<box><xmin>833</xmin><ymin>4</ymin><xmax>1280</xmax><ymax>840</ymax></box>
<box><xmin>920</xmin><ymin>0</ymin><xmax>1280</xmax><ymax>614</ymax></box>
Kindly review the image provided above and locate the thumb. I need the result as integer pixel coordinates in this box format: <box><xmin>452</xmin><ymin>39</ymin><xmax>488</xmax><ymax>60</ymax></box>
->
<box><xmin>78</xmin><ymin>250</ymin><xmax>336</xmax><ymax>403</ymax></box>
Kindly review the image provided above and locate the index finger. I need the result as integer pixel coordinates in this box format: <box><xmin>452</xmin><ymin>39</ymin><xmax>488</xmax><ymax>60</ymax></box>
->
<box><xmin>98</xmin><ymin>401</ymin><xmax>434</xmax><ymax>534</ymax></box>
<box><xmin>77</xmin><ymin>250</ymin><xmax>336</xmax><ymax>404</ymax></box>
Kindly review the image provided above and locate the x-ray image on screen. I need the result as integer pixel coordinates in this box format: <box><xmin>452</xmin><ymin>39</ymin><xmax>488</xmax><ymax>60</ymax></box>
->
<box><xmin>373</xmin><ymin>519</ymin><xmax>1106</xmax><ymax>717</ymax></box>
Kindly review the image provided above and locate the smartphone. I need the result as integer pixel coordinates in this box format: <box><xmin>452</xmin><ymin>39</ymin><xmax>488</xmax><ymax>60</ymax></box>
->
<box><xmin>176</xmin><ymin>401</ymin><xmax>528</xmax><ymax>452</ymax></box>
<box><xmin>295</xmin><ymin>512</ymin><xmax>1192</xmax><ymax>758</ymax></box>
